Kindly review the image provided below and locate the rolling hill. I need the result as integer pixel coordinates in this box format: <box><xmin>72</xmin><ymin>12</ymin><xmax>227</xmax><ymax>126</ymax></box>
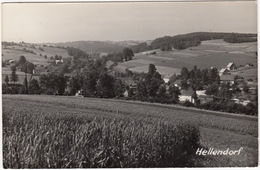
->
<box><xmin>54</xmin><ymin>40</ymin><xmax>143</xmax><ymax>53</ymax></box>
<box><xmin>115</xmin><ymin>39</ymin><xmax>257</xmax><ymax>77</ymax></box>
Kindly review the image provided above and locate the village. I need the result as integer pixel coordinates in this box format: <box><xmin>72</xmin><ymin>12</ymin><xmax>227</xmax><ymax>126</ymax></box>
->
<box><xmin>2</xmin><ymin>48</ymin><xmax>257</xmax><ymax>111</ymax></box>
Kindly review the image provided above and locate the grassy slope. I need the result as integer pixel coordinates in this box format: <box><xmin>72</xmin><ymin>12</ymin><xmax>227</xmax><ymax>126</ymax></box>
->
<box><xmin>115</xmin><ymin>39</ymin><xmax>257</xmax><ymax>75</ymax></box>
<box><xmin>2</xmin><ymin>95</ymin><xmax>258</xmax><ymax>167</ymax></box>
<box><xmin>2</xmin><ymin>45</ymin><xmax>71</xmax><ymax>83</ymax></box>
<box><xmin>2</xmin><ymin>45</ymin><xmax>70</xmax><ymax>66</ymax></box>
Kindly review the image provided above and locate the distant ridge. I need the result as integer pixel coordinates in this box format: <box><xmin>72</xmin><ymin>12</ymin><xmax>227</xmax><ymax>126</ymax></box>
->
<box><xmin>131</xmin><ymin>32</ymin><xmax>257</xmax><ymax>53</ymax></box>
<box><xmin>54</xmin><ymin>40</ymin><xmax>144</xmax><ymax>53</ymax></box>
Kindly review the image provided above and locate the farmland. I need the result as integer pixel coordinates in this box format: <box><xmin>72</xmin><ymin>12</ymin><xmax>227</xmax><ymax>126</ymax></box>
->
<box><xmin>2</xmin><ymin>44</ymin><xmax>70</xmax><ymax>66</ymax></box>
<box><xmin>115</xmin><ymin>39</ymin><xmax>257</xmax><ymax>76</ymax></box>
<box><xmin>2</xmin><ymin>95</ymin><xmax>258</xmax><ymax>168</ymax></box>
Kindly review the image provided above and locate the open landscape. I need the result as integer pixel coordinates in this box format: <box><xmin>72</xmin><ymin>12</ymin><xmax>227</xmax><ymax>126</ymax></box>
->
<box><xmin>115</xmin><ymin>39</ymin><xmax>257</xmax><ymax>76</ymax></box>
<box><xmin>2</xmin><ymin>2</ymin><xmax>258</xmax><ymax>168</ymax></box>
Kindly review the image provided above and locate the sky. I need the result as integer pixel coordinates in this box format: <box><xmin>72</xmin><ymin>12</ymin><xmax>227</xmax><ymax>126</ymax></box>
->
<box><xmin>1</xmin><ymin>1</ymin><xmax>257</xmax><ymax>43</ymax></box>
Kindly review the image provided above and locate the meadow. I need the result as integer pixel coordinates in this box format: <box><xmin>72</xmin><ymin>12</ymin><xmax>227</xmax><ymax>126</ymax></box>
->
<box><xmin>2</xmin><ymin>95</ymin><xmax>258</xmax><ymax>167</ymax></box>
<box><xmin>2</xmin><ymin>45</ymin><xmax>70</xmax><ymax>66</ymax></box>
<box><xmin>115</xmin><ymin>39</ymin><xmax>257</xmax><ymax>75</ymax></box>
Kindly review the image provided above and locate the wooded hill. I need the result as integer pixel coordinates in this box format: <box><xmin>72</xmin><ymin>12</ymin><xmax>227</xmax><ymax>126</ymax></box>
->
<box><xmin>131</xmin><ymin>32</ymin><xmax>257</xmax><ymax>53</ymax></box>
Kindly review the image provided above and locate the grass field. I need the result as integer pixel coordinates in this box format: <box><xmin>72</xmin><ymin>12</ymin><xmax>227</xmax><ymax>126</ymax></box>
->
<box><xmin>2</xmin><ymin>95</ymin><xmax>258</xmax><ymax>167</ymax></box>
<box><xmin>2</xmin><ymin>45</ymin><xmax>70</xmax><ymax>66</ymax></box>
<box><xmin>116</xmin><ymin>39</ymin><xmax>257</xmax><ymax>75</ymax></box>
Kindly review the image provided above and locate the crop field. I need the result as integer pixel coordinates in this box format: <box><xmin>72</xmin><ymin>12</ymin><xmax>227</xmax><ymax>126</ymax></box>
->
<box><xmin>117</xmin><ymin>39</ymin><xmax>257</xmax><ymax>75</ymax></box>
<box><xmin>2</xmin><ymin>95</ymin><xmax>258</xmax><ymax>168</ymax></box>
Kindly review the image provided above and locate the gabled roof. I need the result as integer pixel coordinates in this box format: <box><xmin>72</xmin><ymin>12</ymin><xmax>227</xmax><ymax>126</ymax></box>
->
<box><xmin>227</xmin><ymin>62</ymin><xmax>235</xmax><ymax>68</ymax></box>
<box><xmin>196</xmin><ymin>90</ymin><xmax>206</xmax><ymax>96</ymax></box>
<box><xmin>219</xmin><ymin>68</ymin><xmax>228</xmax><ymax>73</ymax></box>
<box><xmin>181</xmin><ymin>89</ymin><xmax>193</xmax><ymax>96</ymax></box>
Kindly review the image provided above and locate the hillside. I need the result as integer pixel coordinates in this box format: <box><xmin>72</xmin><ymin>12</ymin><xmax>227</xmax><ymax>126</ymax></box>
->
<box><xmin>2</xmin><ymin>42</ymin><xmax>70</xmax><ymax>66</ymax></box>
<box><xmin>114</xmin><ymin>39</ymin><xmax>257</xmax><ymax>77</ymax></box>
<box><xmin>131</xmin><ymin>32</ymin><xmax>257</xmax><ymax>53</ymax></box>
<box><xmin>55</xmin><ymin>40</ymin><xmax>143</xmax><ymax>53</ymax></box>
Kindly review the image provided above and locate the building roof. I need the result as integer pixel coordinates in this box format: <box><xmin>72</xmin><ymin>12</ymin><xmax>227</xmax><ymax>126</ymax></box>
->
<box><xmin>220</xmin><ymin>75</ymin><xmax>235</xmax><ymax>81</ymax></box>
<box><xmin>120</xmin><ymin>77</ymin><xmax>137</xmax><ymax>87</ymax></box>
<box><xmin>219</xmin><ymin>68</ymin><xmax>228</xmax><ymax>74</ymax></box>
<box><xmin>181</xmin><ymin>89</ymin><xmax>194</xmax><ymax>96</ymax></box>
<box><xmin>226</xmin><ymin>62</ymin><xmax>235</xmax><ymax>69</ymax></box>
<box><xmin>196</xmin><ymin>90</ymin><xmax>206</xmax><ymax>96</ymax></box>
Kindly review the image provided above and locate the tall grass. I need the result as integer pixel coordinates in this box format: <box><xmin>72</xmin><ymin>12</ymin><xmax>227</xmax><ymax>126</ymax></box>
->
<box><xmin>3</xmin><ymin>108</ymin><xmax>200</xmax><ymax>168</ymax></box>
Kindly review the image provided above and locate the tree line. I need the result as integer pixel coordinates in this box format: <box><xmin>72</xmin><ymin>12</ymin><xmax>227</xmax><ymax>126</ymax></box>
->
<box><xmin>131</xmin><ymin>32</ymin><xmax>257</xmax><ymax>53</ymax></box>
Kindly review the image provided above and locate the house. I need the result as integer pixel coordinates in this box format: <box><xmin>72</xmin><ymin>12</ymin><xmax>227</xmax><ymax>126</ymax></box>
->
<box><xmin>173</xmin><ymin>79</ymin><xmax>182</xmax><ymax>89</ymax></box>
<box><xmin>163</xmin><ymin>74</ymin><xmax>172</xmax><ymax>83</ymax></box>
<box><xmin>219</xmin><ymin>68</ymin><xmax>230</xmax><ymax>76</ymax></box>
<box><xmin>226</xmin><ymin>62</ymin><xmax>237</xmax><ymax>71</ymax></box>
<box><xmin>121</xmin><ymin>77</ymin><xmax>137</xmax><ymax>97</ymax></box>
<box><xmin>179</xmin><ymin>89</ymin><xmax>195</xmax><ymax>103</ymax></box>
<box><xmin>220</xmin><ymin>75</ymin><xmax>235</xmax><ymax>84</ymax></box>
<box><xmin>194</xmin><ymin>90</ymin><xmax>214</xmax><ymax>104</ymax></box>
<box><xmin>55</xmin><ymin>59</ymin><xmax>64</xmax><ymax>64</ymax></box>
<box><xmin>8</xmin><ymin>59</ymin><xmax>16</xmax><ymax>64</ymax></box>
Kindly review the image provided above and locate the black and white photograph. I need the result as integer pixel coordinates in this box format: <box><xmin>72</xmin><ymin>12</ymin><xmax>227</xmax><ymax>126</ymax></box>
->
<box><xmin>1</xmin><ymin>0</ymin><xmax>258</xmax><ymax>168</ymax></box>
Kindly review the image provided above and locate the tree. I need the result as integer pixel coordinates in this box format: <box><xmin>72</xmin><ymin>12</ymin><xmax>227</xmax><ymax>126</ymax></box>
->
<box><xmin>157</xmin><ymin>84</ymin><xmax>166</xmax><ymax>97</ymax></box>
<box><xmin>23</xmin><ymin>75</ymin><xmax>28</xmax><ymax>94</ymax></box>
<box><xmin>96</xmin><ymin>73</ymin><xmax>115</xmax><ymax>98</ymax></box>
<box><xmin>56</xmin><ymin>74</ymin><xmax>67</xmax><ymax>95</ymax></box>
<box><xmin>113</xmin><ymin>79</ymin><xmax>125</xmax><ymax>97</ymax></box>
<box><xmin>209</xmin><ymin>68</ymin><xmax>218</xmax><ymax>83</ymax></box>
<box><xmin>39</xmin><ymin>73</ymin><xmax>67</xmax><ymax>95</ymax></box>
<box><xmin>21</xmin><ymin>62</ymin><xmax>35</xmax><ymax>74</ymax></box>
<box><xmin>68</xmin><ymin>76</ymin><xmax>81</xmax><ymax>95</ymax></box>
<box><xmin>243</xmin><ymin>85</ymin><xmax>250</xmax><ymax>93</ymax></box>
<box><xmin>218</xmin><ymin>83</ymin><xmax>232</xmax><ymax>100</ymax></box>
<box><xmin>168</xmin><ymin>74</ymin><xmax>177</xmax><ymax>85</ymax></box>
<box><xmin>181</xmin><ymin>67</ymin><xmax>189</xmax><ymax>80</ymax></box>
<box><xmin>168</xmin><ymin>84</ymin><xmax>181</xmax><ymax>102</ymax></box>
<box><xmin>201</xmin><ymin>69</ymin><xmax>209</xmax><ymax>85</ymax></box>
<box><xmin>18</xmin><ymin>55</ymin><xmax>26</xmax><ymax>66</ymax></box>
<box><xmin>148</xmin><ymin>64</ymin><xmax>157</xmax><ymax>76</ymax></box>
<box><xmin>4</xmin><ymin>75</ymin><xmax>9</xmax><ymax>85</ymax></box>
<box><xmin>149</xmin><ymin>72</ymin><xmax>163</xmax><ymax>97</ymax></box>
<box><xmin>205</xmin><ymin>83</ymin><xmax>219</xmax><ymax>96</ymax></box>
<box><xmin>192</xmin><ymin>90</ymin><xmax>199</xmax><ymax>106</ymax></box>
<box><xmin>55</xmin><ymin>55</ymin><xmax>59</xmax><ymax>60</ymax></box>
<box><xmin>10</xmin><ymin>66</ymin><xmax>18</xmax><ymax>84</ymax></box>
<box><xmin>29</xmin><ymin>79</ymin><xmax>41</xmax><ymax>94</ymax></box>
<box><xmin>122</xmin><ymin>48</ymin><xmax>134</xmax><ymax>61</ymax></box>
<box><xmin>180</xmin><ymin>79</ymin><xmax>189</xmax><ymax>90</ymax></box>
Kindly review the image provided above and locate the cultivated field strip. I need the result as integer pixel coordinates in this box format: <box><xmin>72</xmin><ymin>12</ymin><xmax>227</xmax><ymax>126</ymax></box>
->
<box><xmin>3</xmin><ymin>95</ymin><xmax>201</xmax><ymax>168</ymax></box>
<box><xmin>3</xmin><ymin>95</ymin><xmax>258</xmax><ymax>136</ymax></box>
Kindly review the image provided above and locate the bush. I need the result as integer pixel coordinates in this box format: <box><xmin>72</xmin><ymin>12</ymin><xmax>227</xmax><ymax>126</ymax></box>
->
<box><xmin>182</xmin><ymin>101</ymin><xmax>195</xmax><ymax>107</ymax></box>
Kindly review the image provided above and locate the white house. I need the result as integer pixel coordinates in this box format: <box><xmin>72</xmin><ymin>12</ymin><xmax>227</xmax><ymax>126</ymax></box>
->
<box><xmin>179</xmin><ymin>89</ymin><xmax>194</xmax><ymax>103</ymax></box>
<box><xmin>219</xmin><ymin>68</ymin><xmax>230</xmax><ymax>76</ymax></box>
<box><xmin>220</xmin><ymin>75</ymin><xmax>235</xmax><ymax>85</ymax></box>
